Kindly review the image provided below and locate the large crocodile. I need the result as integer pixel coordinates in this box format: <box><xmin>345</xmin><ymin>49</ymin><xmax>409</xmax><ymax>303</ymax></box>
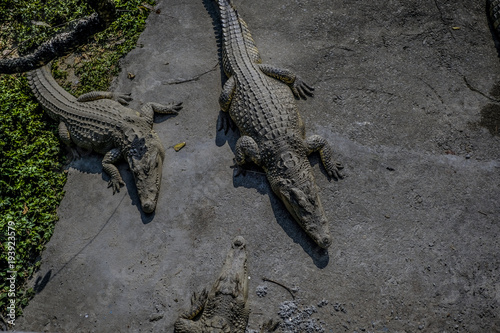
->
<box><xmin>212</xmin><ymin>0</ymin><xmax>343</xmax><ymax>248</ymax></box>
<box><xmin>27</xmin><ymin>65</ymin><xmax>182</xmax><ymax>213</ymax></box>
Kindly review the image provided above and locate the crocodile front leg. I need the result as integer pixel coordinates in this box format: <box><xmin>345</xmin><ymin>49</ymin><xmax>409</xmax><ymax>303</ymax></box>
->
<box><xmin>58</xmin><ymin>121</ymin><xmax>72</xmax><ymax>146</ymax></box>
<box><xmin>258</xmin><ymin>64</ymin><xmax>314</xmax><ymax>100</ymax></box>
<box><xmin>102</xmin><ymin>147</ymin><xmax>125</xmax><ymax>193</ymax></box>
<box><xmin>77</xmin><ymin>91</ymin><xmax>133</xmax><ymax>105</ymax></box>
<box><xmin>139</xmin><ymin>102</ymin><xmax>183</xmax><ymax>126</ymax></box>
<box><xmin>305</xmin><ymin>135</ymin><xmax>343</xmax><ymax>180</ymax></box>
<box><xmin>174</xmin><ymin>289</ymin><xmax>207</xmax><ymax>333</ymax></box>
<box><xmin>218</xmin><ymin>76</ymin><xmax>237</xmax><ymax>134</ymax></box>
<box><xmin>179</xmin><ymin>289</ymin><xmax>208</xmax><ymax>320</ymax></box>
<box><xmin>58</xmin><ymin>121</ymin><xmax>84</xmax><ymax>159</ymax></box>
<box><xmin>234</xmin><ymin>136</ymin><xmax>261</xmax><ymax>176</ymax></box>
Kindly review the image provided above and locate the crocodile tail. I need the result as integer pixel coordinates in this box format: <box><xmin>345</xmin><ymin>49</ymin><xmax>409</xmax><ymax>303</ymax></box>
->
<box><xmin>26</xmin><ymin>65</ymin><xmax>77</xmax><ymax>120</ymax></box>
<box><xmin>216</xmin><ymin>0</ymin><xmax>262</xmax><ymax>64</ymax></box>
<box><xmin>239</xmin><ymin>16</ymin><xmax>262</xmax><ymax>63</ymax></box>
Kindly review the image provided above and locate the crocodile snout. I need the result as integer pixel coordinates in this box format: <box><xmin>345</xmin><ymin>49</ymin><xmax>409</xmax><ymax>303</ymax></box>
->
<box><xmin>232</xmin><ymin>236</ymin><xmax>246</xmax><ymax>248</ymax></box>
<box><xmin>319</xmin><ymin>235</ymin><xmax>332</xmax><ymax>249</ymax></box>
<box><xmin>141</xmin><ymin>200</ymin><xmax>156</xmax><ymax>214</ymax></box>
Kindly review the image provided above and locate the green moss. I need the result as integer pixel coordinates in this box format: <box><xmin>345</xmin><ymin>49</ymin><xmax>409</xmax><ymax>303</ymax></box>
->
<box><xmin>0</xmin><ymin>0</ymin><xmax>155</xmax><ymax>321</ymax></box>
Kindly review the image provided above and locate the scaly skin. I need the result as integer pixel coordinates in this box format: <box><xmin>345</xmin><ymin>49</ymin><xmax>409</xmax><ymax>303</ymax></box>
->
<box><xmin>27</xmin><ymin>65</ymin><xmax>182</xmax><ymax>213</ymax></box>
<box><xmin>174</xmin><ymin>236</ymin><xmax>249</xmax><ymax>333</ymax></box>
<box><xmin>214</xmin><ymin>0</ymin><xmax>343</xmax><ymax>248</ymax></box>
<box><xmin>488</xmin><ymin>0</ymin><xmax>500</xmax><ymax>36</ymax></box>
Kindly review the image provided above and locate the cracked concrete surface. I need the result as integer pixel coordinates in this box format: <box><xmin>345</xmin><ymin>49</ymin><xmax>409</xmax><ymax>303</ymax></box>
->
<box><xmin>14</xmin><ymin>0</ymin><xmax>500</xmax><ymax>332</ymax></box>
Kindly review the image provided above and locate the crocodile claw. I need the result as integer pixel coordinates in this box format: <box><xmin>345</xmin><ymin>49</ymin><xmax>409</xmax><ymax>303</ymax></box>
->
<box><xmin>114</xmin><ymin>92</ymin><xmax>133</xmax><ymax>106</ymax></box>
<box><xmin>217</xmin><ymin>111</ymin><xmax>236</xmax><ymax>135</ymax></box>
<box><xmin>231</xmin><ymin>160</ymin><xmax>246</xmax><ymax>176</ymax></box>
<box><xmin>108</xmin><ymin>178</ymin><xmax>125</xmax><ymax>194</ymax></box>
<box><xmin>153</xmin><ymin>102</ymin><xmax>183</xmax><ymax>114</ymax></box>
<box><xmin>167</xmin><ymin>102</ymin><xmax>183</xmax><ymax>113</ymax></box>
<box><xmin>291</xmin><ymin>77</ymin><xmax>314</xmax><ymax>100</ymax></box>
<box><xmin>327</xmin><ymin>161</ymin><xmax>344</xmax><ymax>180</ymax></box>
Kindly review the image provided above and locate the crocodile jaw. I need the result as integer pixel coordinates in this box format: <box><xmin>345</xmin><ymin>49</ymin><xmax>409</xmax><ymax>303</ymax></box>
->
<box><xmin>268</xmin><ymin>169</ymin><xmax>332</xmax><ymax>249</ymax></box>
<box><xmin>127</xmin><ymin>135</ymin><xmax>166</xmax><ymax>214</ymax></box>
<box><xmin>212</xmin><ymin>236</ymin><xmax>248</xmax><ymax>300</ymax></box>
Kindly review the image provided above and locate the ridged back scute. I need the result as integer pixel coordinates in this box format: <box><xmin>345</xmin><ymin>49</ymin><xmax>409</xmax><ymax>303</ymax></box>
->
<box><xmin>27</xmin><ymin>65</ymin><xmax>77</xmax><ymax>121</ymax></box>
<box><xmin>217</xmin><ymin>0</ymin><xmax>262</xmax><ymax>71</ymax></box>
<box><xmin>239</xmin><ymin>17</ymin><xmax>262</xmax><ymax>63</ymax></box>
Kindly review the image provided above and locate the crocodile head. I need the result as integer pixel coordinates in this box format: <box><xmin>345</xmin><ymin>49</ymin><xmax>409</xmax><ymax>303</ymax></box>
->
<box><xmin>267</xmin><ymin>151</ymin><xmax>332</xmax><ymax>249</ymax></box>
<box><xmin>126</xmin><ymin>132</ymin><xmax>166</xmax><ymax>213</ymax></box>
<box><xmin>212</xmin><ymin>236</ymin><xmax>248</xmax><ymax>300</ymax></box>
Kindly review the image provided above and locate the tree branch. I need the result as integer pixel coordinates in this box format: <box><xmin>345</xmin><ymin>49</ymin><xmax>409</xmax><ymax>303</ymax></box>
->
<box><xmin>0</xmin><ymin>0</ymin><xmax>116</xmax><ymax>74</ymax></box>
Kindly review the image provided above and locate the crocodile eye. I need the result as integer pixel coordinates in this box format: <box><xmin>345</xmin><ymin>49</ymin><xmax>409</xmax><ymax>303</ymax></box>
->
<box><xmin>291</xmin><ymin>188</ymin><xmax>308</xmax><ymax>207</ymax></box>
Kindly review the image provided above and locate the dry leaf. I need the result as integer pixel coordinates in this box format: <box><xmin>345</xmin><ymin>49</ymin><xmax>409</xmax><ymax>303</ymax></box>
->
<box><xmin>173</xmin><ymin>142</ymin><xmax>186</xmax><ymax>152</ymax></box>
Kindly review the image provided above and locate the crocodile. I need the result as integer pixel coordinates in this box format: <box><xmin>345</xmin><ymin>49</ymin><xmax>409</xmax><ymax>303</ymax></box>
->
<box><xmin>27</xmin><ymin>65</ymin><xmax>182</xmax><ymax>213</ymax></box>
<box><xmin>174</xmin><ymin>236</ymin><xmax>250</xmax><ymax>333</ymax></box>
<box><xmin>212</xmin><ymin>0</ymin><xmax>343</xmax><ymax>248</ymax></box>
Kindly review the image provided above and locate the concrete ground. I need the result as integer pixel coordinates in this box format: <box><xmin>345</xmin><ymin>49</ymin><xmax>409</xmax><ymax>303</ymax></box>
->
<box><xmin>14</xmin><ymin>0</ymin><xmax>500</xmax><ymax>332</ymax></box>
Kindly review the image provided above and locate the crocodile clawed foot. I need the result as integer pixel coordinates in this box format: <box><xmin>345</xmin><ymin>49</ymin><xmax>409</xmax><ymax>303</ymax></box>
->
<box><xmin>217</xmin><ymin>111</ymin><xmax>236</xmax><ymax>135</ymax></box>
<box><xmin>114</xmin><ymin>93</ymin><xmax>133</xmax><ymax>105</ymax></box>
<box><xmin>154</xmin><ymin>102</ymin><xmax>183</xmax><ymax>115</ymax></box>
<box><xmin>64</xmin><ymin>146</ymin><xmax>81</xmax><ymax>161</ymax></box>
<box><xmin>192</xmin><ymin>288</ymin><xmax>208</xmax><ymax>305</ymax></box>
<box><xmin>231</xmin><ymin>160</ymin><xmax>247</xmax><ymax>176</ymax></box>
<box><xmin>327</xmin><ymin>161</ymin><xmax>344</xmax><ymax>180</ymax></box>
<box><xmin>291</xmin><ymin>77</ymin><xmax>314</xmax><ymax>100</ymax></box>
<box><xmin>166</xmin><ymin>102</ymin><xmax>183</xmax><ymax>113</ymax></box>
<box><xmin>108</xmin><ymin>178</ymin><xmax>125</xmax><ymax>194</ymax></box>
<box><xmin>260</xmin><ymin>319</ymin><xmax>280</xmax><ymax>333</ymax></box>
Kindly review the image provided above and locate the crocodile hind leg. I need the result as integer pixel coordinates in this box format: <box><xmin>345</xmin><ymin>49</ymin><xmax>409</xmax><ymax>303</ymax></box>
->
<box><xmin>258</xmin><ymin>64</ymin><xmax>314</xmax><ymax>100</ymax></box>
<box><xmin>217</xmin><ymin>76</ymin><xmax>237</xmax><ymax>134</ymax></box>
<box><xmin>139</xmin><ymin>102</ymin><xmax>183</xmax><ymax>126</ymax></box>
<box><xmin>102</xmin><ymin>147</ymin><xmax>125</xmax><ymax>193</ymax></box>
<box><xmin>179</xmin><ymin>289</ymin><xmax>208</xmax><ymax>320</ymax></box>
<box><xmin>76</xmin><ymin>91</ymin><xmax>133</xmax><ymax>105</ymax></box>
<box><xmin>234</xmin><ymin>136</ymin><xmax>261</xmax><ymax>176</ymax></box>
<box><xmin>305</xmin><ymin>135</ymin><xmax>343</xmax><ymax>180</ymax></box>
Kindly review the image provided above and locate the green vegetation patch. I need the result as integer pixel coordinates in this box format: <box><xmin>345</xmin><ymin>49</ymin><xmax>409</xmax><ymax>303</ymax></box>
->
<box><xmin>0</xmin><ymin>0</ymin><xmax>155</xmax><ymax>324</ymax></box>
